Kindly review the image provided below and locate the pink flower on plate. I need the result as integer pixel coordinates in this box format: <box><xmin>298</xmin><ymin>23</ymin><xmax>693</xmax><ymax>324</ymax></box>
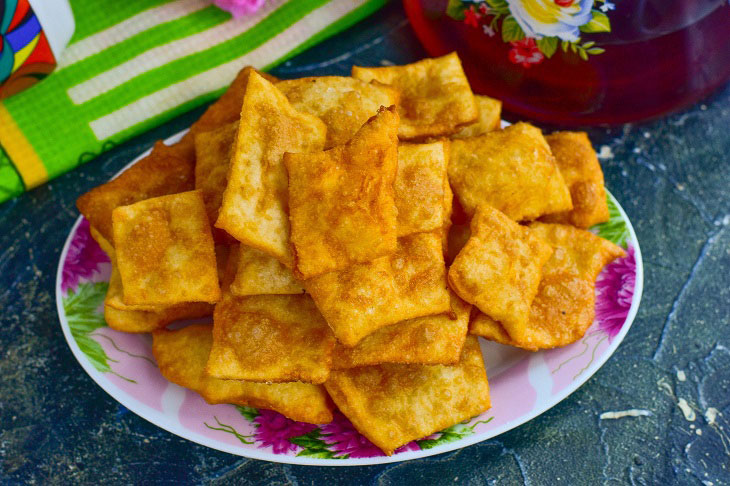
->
<box><xmin>62</xmin><ymin>219</ymin><xmax>110</xmax><ymax>293</ymax></box>
<box><xmin>508</xmin><ymin>38</ymin><xmax>545</xmax><ymax>68</ymax></box>
<box><xmin>595</xmin><ymin>245</ymin><xmax>636</xmax><ymax>340</ymax></box>
<box><xmin>213</xmin><ymin>0</ymin><xmax>266</xmax><ymax>18</ymax></box>
<box><xmin>253</xmin><ymin>410</ymin><xmax>316</xmax><ymax>454</ymax></box>
<box><xmin>321</xmin><ymin>411</ymin><xmax>420</xmax><ymax>458</ymax></box>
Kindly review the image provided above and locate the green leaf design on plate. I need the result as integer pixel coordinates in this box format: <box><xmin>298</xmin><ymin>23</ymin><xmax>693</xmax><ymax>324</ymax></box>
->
<box><xmin>290</xmin><ymin>429</ymin><xmax>345</xmax><ymax>459</ymax></box>
<box><xmin>501</xmin><ymin>15</ymin><xmax>525</xmax><ymax>42</ymax></box>
<box><xmin>416</xmin><ymin>417</ymin><xmax>493</xmax><ymax>450</ymax></box>
<box><xmin>445</xmin><ymin>0</ymin><xmax>467</xmax><ymax>20</ymax></box>
<box><xmin>537</xmin><ymin>37</ymin><xmax>558</xmax><ymax>58</ymax></box>
<box><xmin>64</xmin><ymin>282</ymin><xmax>112</xmax><ymax>372</ymax></box>
<box><xmin>579</xmin><ymin>10</ymin><xmax>611</xmax><ymax>33</ymax></box>
<box><xmin>204</xmin><ymin>416</ymin><xmax>254</xmax><ymax>444</ymax></box>
<box><xmin>592</xmin><ymin>195</ymin><xmax>629</xmax><ymax>247</ymax></box>
<box><xmin>236</xmin><ymin>405</ymin><xmax>260</xmax><ymax>423</ymax></box>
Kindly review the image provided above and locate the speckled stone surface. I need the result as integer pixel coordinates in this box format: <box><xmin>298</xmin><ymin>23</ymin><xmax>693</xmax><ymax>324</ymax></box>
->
<box><xmin>1</xmin><ymin>2</ymin><xmax>729</xmax><ymax>484</ymax></box>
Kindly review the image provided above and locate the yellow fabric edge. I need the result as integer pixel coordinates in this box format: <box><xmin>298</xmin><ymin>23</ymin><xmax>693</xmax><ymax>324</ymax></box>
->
<box><xmin>0</xmin><ymin>104</ymin><xmax>48</xmax><ymax>188</ymax></box>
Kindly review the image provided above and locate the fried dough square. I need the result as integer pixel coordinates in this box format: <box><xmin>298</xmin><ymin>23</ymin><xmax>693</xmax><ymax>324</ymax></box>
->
<box><xmin>153</xmin><ymin>324</ymin><xmax>333</xmax><ymax>424</ymax></box>
<box><xmin>448</xmin><ymin>205</ymin><xmax>553</xmax><ymax>344</ymax></box>
<box><xmin>332</xmin><ymin>291</ymin><xmax>471</xmax><ymax>369</ymax></box>
<box><xmin>324</xmin><ymin>335</ymin><xmax>490</xmax><ymax>455</ymax></box>
<box><xmin>215</xmin><ymin>71</ymin><xmax>326</xmax><ymax>266</ymax></box>
<box><xmin>448</xmin><ymin>122</ymin><xmax>572</xmax><ymax>221</ymax></box>
<box><xmin>77</xmin><ymin>141</ymin><xmax>195</xmax><ymax>244</ymax></box>
<box><xmin>540</xmin><ymin>131</ymin><xmax>610</xmax><ymax>228</ymax></box>
<box><xmin>285</xmin><ymin>106</ymin><xmax>399</xmax><ymax>279</ymax></box>
<box><xmin>471</xmin><ymin>223</ymin><xmax>626</xmax><ymax>350</ymax></box>
<box><xmin>112</xmin><ymin>190</ymin><xmax>220</xmax><ymax>305</ymax></box>
<box><xmin>207</xmin><ymin>293</ymin><xmax>335</xmax><ymax>383</ymax></box>
<box><xmin>445</xmin><ymin>223</ymin><xmax>470</xmax><ymax>266</ymax></box>
<box><xmin>305</xmin><ymin>231</ymin><xmax>450</xmax><ymax>347</ymax></box>
<box><xmin>230</xmin><ymin>244</ymin><xmax>304</xmax><ymax>296</ymax></box>
<box><xmin>451</xmin><ymin>95</ymin><xmax>502</xmax><ymax>139</ymax></box>
<box><xmin>194</xmin><ymin>122</ymin><xmax>237</xmax><ymax>225</ymax></box>
<box><xmin>276</xmin><ymin>76</ymin><xmax>399</xmax><ymax>149</ymax></box>
<box><xmin>395</xmin><ymin>141</ymin><xmax>449</xmax><ymax>237</ymax></box>
<box><xmin>89</xmin><ymin>225</ymin><xmax>114</xmax><ymax>257</ymax></box>
<box><xmin>352</xmin><ymin>53</ymin><xmax>478</xmax><ymax>140</ymax></box>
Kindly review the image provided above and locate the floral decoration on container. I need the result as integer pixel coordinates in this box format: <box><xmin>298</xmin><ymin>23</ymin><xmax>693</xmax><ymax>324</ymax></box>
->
<box><xmin>446</xmin><ymin>0</ymin><xmax>615</xmax><ymax>67</ymax></box>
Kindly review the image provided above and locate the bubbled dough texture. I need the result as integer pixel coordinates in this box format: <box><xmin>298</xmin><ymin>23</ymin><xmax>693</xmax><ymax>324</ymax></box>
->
<box><xmin>215</xmin><ymin>71</ymin><xmax>326</xmax><ymax>267</ymax></box>
<box><xmin>448</xmin><ymin>122</ymin><xmax>573</xmax><ymax>221</ymax></box>
<box><xmin>448</xmin><ymin>204</ymin><xmax>553</xmax><ymax>344</ymax></box>
<box><xmin>324</xmin><ymin>335</ymin><xmax>490</xmax><ymax>455</ymax></box>
<box><xmin>352</xmin><ymin>52</ymin><xmax>478</xmax><ymax>140</ymax></box>
<box><xmin>153</xmin><ymin>324</ymin><xmax>333</xmax><ymax>424</ymax></box>
<box><xmin>112</xmin><ymin>190</ymin><xmax>220</xmax><ymax>306</ymax></box>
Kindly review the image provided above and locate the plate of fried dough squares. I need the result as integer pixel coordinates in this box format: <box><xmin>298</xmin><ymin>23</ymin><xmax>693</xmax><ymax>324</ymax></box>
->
<box><xmin>57</xmin><ymin>53</ymin><xmax>643</xmax><ymax>465</ymax></box>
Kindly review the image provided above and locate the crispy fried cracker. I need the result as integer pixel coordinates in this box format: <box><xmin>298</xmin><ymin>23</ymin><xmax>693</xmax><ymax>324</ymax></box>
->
<box><xmin>285</xmin><ymin>106</ymin><xmax>399</xmax><ymax>279</ymax></box>
<box><xmin>540</xmin><ymin>131</ymin><xmax>610</xmax><ymax>228</ymax></box>
<box><xmin>396</xmin><ymin>141</ymin><xmax>449</xmax><ymax>237</ymax></box>
<box><xmin>276</xmin><ymin>76</ymin><xmax>399</xmax><ymax>149</ymax></box>
<box><xmin>112</xmin><ymin>190</ymin><xmax>220</xmax><ymax>305</ymax></box>
<box><xmin>471</xmin><ymin>223</ymin><xmax>626</xmax><ymax>350</ymax></box>
<box><xmin>231</xmin><ymin>245</ymin><xmax>304</xmax><ymax>296</ymax></box>
<box><xmin>77</xmin><ymin>141</ymin><xmax>195</xmax><ymax>244</ymax></box>
<box><xmin>215</xmin><ymin>71</ymin><xmax>326</xmax><ymax>266</ymax></box>
<box><xmin>352</xmin><ymin>53</ymin><xmax>478</xmax><ymax>140</ymax></box>
<box><xmin>448</xmin><ymin>205</ymin><xmax>553</xmax><ymax>344</ymax></box>
<box><xmin>207</xmin><ymin>293</ymin><xmax>335</xmax><ymax>383</ymax></box>
<box><xmin>448</xmin><ymin>122</ymin><xmax>572</xmax><ymax>221</ymax></box>
<box><xmin>452</xmin><ymin>95</ymin><xmax>502</xmax><ymax>139</ymax></box>
<box><xmin>324</xmin><ymin>335</ymin><xmax>490</xmax><ymax>455</ymax></box>
<box><xmin>194</xmin><ymin>122</ymin><xmax>237</xmax><ymax>225</ymax></box>
<box><xmin>332</xmin><ymin>291</ymin><xmax>471</xmax><ymax>369</ymax></box>
<box><xmin>153</xmin><ymin>324</ymin><xmax>333</xmax><ymax>424</ymax></box>
<box><xmin>305</xmin><ymin>231</ymin><xmax>450</xmax><ymax>347</ymax></box>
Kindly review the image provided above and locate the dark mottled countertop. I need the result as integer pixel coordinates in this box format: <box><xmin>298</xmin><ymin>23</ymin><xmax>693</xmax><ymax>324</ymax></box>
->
<box><xmin>1</xmin><ymin>2</ymin><xmax>729</xmax><ymax>484</ymax></box>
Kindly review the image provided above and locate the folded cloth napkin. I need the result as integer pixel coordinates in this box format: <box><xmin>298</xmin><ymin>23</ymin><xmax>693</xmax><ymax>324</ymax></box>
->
<box><xmin>0</xmin><ymin>0</ymin><xmax>385</xmax><ymax>204</ymax></box>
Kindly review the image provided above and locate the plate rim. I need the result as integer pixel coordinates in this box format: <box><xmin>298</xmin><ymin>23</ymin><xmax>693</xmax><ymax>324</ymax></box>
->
<box><xmin>55</xmin><ymin>130</ymin><xmax>644</xmax><ymax>466</ymax></box>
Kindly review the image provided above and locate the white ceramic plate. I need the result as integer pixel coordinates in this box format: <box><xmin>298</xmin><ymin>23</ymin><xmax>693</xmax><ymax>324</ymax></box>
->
<box><xmin>56</xmin><ymin>131</ymin><xmax>643</xmax><ymax>465</ymax></box>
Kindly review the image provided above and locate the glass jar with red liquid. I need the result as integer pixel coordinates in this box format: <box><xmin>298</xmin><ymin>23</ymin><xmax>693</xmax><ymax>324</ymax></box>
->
<box><xmin>403</xmin><ymin>0</ymin><xmax>730</xmax><ymax>124</ymax></box>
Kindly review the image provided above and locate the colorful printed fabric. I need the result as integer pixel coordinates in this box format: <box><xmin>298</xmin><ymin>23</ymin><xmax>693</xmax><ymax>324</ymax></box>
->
<box><xmin>0</xmin><ymin>0</ymin><xmax>56</xmax><ymax>100</ymax></box>
<box><xmin>0</xmin><ymin>0</ymin><xmax>386</xmax><ymax>203</ymax></box>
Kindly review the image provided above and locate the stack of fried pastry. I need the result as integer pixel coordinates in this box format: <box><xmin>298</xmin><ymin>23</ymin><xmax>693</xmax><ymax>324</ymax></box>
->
<box><xmin>76</xmin><ymin>53</ymin><xmax>625</xmax><ymax>455</ymax></box>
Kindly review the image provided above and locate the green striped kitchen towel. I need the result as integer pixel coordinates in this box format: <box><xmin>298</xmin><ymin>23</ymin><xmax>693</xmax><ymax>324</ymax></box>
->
<box><xmin>0</xmin><ymin>0</ymin><xmax>386</xmax><ymax>203</ymax></box>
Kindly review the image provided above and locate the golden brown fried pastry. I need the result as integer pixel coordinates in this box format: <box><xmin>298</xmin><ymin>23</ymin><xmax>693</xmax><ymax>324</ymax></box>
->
<box><xmin>331</xmin><ymin>291</ymin><xmax>471</xmax><ymax>369</ymax></box>
<box><xmin>451</xmin><ymin>95</ymin><xmax>502</xmax><ymax>138</ymax></box>
<box><xmin>230</xmin><ymin>245</ymin><xmax>304</xmax><ymax>296</ymax></box>
<box><xmin>448</xmin><ymin>204</ymin><xmax>553</xmax><ymax>344</ymax></box>
<box><xmin>352</xmin><ymin>52</ymin><xmax>478</xmax><ymax>140</ymax></box>
<box><xmin>540</xmin><ymin>131</ymin><xmax>610</xmax><ymax>228</ymax></box>
<box><xmin>153</xmin><ymin>324</ymin><xmax>333</xmax><ymax>424</ymax></box>
<box><xmin>112</xmin><ymin>190</ymin><xmax>220</xmax><ymax>305</ymax></box>
<box><xmin>448</xmin><ymin>122</ymin><xmax>572</xmax><ymax>221</ymax></box>
<box><xmin>77</xmin><ymin>141</ymin><xmax>195</xmax><ymax>244</ymax></box>
<box><xmin>395</xmin><ymin>141</ymin><xmax>450</xmax><ymax>237</ymax></box>
<box><xmin>194</xmin><ymin>122</ymin><xmax>236</xmax><ymax>225</ymax></box>
<box><xmin>277</xmin><ymin>76</ymin><xmax>399</xmax><ymax>148</ymax></box>
<box><xmin>215</xmin><ymin>71</ymin><xmax>326</xmax><ymax>267</ymax></box>
<box><xmin>305</xmin><ymin>231</ymin><xmax>450</xmax><ymax>347</ymax></box>
<box><xmin>324</xmin><ymin>335</ymin><xmax>490</xmax><ymax>455</ymax></box>
<box><xmin>285</xmin><ymin>106</ymin><xmax>399</xmax><ymax>279</ymax></box>
<box><xmin>207</xmin><ymin>293</ymin><xmax>335</xmax><ymax>384</ymax></box>
<box><xmin>471</xmin><ymin>222</ymin><xmax>626</xmax><ymax>350</ymax></box>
